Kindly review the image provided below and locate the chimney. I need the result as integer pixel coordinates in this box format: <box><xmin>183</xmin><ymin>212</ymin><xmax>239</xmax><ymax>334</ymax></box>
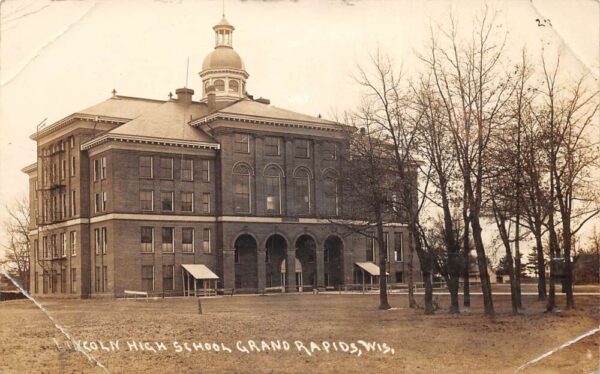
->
<box><xmin>206</xmin><ymin>85</ymin><xmax>216</xmax><ymax>113</ymax></box>
<box><xmin>176</xmin><ymin>88</ymin><xmax>194</xmax><ymax>105</ymax></box>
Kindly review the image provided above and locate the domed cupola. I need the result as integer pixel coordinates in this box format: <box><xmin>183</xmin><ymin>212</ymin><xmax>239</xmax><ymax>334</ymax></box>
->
<box><xmin>199</xmin><ymin>15</ymin><xmax>249</xmax><ymax>102</ymax></box>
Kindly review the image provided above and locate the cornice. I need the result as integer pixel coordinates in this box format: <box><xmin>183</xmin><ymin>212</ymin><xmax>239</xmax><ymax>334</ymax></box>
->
<box><xmin>80</xmin><ymin>133</ymin><xmax>221</xmax><ymax>151</ymax></box>
<box><xmin>190</xmin><ymin>112</ymin><xmax>343</xmax><ymax>133</ymax></box>
<box><xmin>30</xmin><ymin>114</ymin><xmax>130</xmax><ymax>141</ymax></box>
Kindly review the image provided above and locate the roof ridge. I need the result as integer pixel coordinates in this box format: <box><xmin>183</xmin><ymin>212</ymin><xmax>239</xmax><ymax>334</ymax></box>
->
<box><xmin>113</xmin><ymin>95</ymin><xmax>167</xmax><ymax>103</ymax></box>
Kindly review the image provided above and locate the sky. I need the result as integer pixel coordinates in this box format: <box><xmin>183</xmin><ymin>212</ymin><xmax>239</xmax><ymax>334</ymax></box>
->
<box><xmin>0</xmin><ymin>0</ymin><xmax>598</xmax><ymax>259</ymax></box>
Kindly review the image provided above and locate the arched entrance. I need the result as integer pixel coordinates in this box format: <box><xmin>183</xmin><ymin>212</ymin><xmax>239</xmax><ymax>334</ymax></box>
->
<box><xmin>295</xmin><ymin>234</ymin><xmax>316</xmax><ymax>292</ymax></box>
<box><xmin>234</xmin><ymin>234</ymin><xmax>258</xmax><ymax>291</ymax></box>
<box><xmin>265</xmin><ymin>234</ymin><xmax>287</xmax><ymax>289</ymax></box>
<box><xmin>324</xmin><ymin>235</ymin><xmax>344</xmax><ymax>289</ymax></box>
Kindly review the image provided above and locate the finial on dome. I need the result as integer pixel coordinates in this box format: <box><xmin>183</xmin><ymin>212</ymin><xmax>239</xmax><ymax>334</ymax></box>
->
<box><xmin>111</xmin><ymin>88</ymin><xmax>117</xmax><ymax>97</ymax></box>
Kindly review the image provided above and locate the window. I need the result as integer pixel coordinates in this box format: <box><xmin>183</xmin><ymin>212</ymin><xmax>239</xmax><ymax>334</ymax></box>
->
<box><xmin>203</xmin><ymin>228</ymin><xmax>211</xmax><ymax>253</ymax></box>
<box><xmin>102</xmin><ymin>192</ymin><xmax>107</xmax><ymax>211</ymax></box>
<box><xmin>102</xmin><ymin>227</ymin><xmax>108</xmax><ymax>254</ymax></box>
<box><xmin>95</xmin><ymin>266</ymin><xmax>101</xmax><ymax>292</ymax></box>
<box><xmin>93</xmin><ymin>159</ymin><xmax>100</xmax><ymax>181</ymax></box>
<box><xmin>214</xmin><ymin>79</ymin><xmax>225</xmax><ymax>92</ymax></box>
<box><xmin>94</xmin><ymin>193</ymin><xmax>100</xmax><ymax>213</ymax></box>
<box><xmin>394</xmin><ymin>232</ymin><xmax>403</xmax><ymax>262</ymax></box>
<box><xmin>70</xmin><ymin>156</ymin><xmax>75</xmax><ymax>177</ymax></box>
<box><xmin>60</xmin><ymin>233</ymin><xmax>66</xmax><ymax>257</ymax></box>
<box><xmin>161</xmin><ymin>191</ymin><xmax>174</xmax><ymax>211</ymax></box>
<box><xmin>202</xmin><ymin>160</ymin><xmax>210</xmax><ymax>182</ymax></box>
<box><xmin>51</xmin><ymin>235</ymin><xmax>57</xmax><ymax>258</ymax></box>
<box><xmin>324</xmin><ymin>247</ymin><xmax>330</xmax><ymax>263</ymax></box>
<box><xmin>100</xmin><ymin>157</ymin><xmax>107</xmax><ymax>179</ymax></box>
<box><xmin>70</xmin><ymin>136</ymin><xmax>75</xmax><ymax>149</ymax></box>
<box><xmin>323</xmin><ymin>142</ymin><xmax>337</xmax><ymax>160</ymax></box>
<box><xmin>395</xmin><ymin>271</ymin><xmax>403</xmax><ymax>283</ymax></box>
<box><xmin>229</xmin><ymin>80</ymin><xmax>239</xmax><ymax>92</ymax></box>
<box><xmin>295</xmin><ymin>139</ymin><xmax>310</xmax><ymax>158</ymax></box>
<box><xmin>141</xmin><ymin>265</ymin><xmax>154</xmax><ymax>292</ymax></box>
<box><xmin>101</xmin><ymin>266</ymin><xmax>107</xmax><ymax>291</ymax></box>
<box><xmin>34</xmin><ymin>239</ymin><xmax>39</xmax><ymax>261</ymax></box>
<box><xmin>234</xmin><ymin>133</ymin><xmax>250</xmax><ymax>153</ymax></box>
<box><xmin>181</xmin><ymin>192</ymin><xmax>194</xmax><ymax>212</ymax></box>
<box><xmin>139</xmin><ymin>156</ymin><xmax>153</xmax><ymax>178</ymax></box>
<box><xmin>234</xmin><ymin>247</ymin><xmax>240</xmax><ymax>264</ymax></box>
<box><xmin>182</xmin><ymin>228</ymin><xmax>194</xmax><ymax>253</ymax></box>
<box><xmin>141</xmin><ymin>227</ymin><xmax>154</xmax><ymax>252</ymax></box>
<box><xmin>294</xmin><ymin>168</ymin><xmax>311</xmax><ymax>215</ymax></box>
<box><xmin>264</xmin><ymin>137</ymin><xmax>281</xmax><ymax>156</ymax></box>
<box><xmin>366</xmin><ymin>235</ymin><xmax>375</xmax><ymax>262</ymax></box>
<box><xmin>61</xmin><ymin>193</ymin><xmax>67</xmax><ymax>219</ymax></box>
<box><xmin>70</xmin><ymin>268</ymin><xmax>76</xmax><ymax>293</ymax></box>
<box><xmin>202</xmin><ymin>193</ymin><xmax>210</xmax><ymax>213</ymax></box>
<box><xmin>71</xmin><ymin>190</ymin><xmax>76</xmax><ymax>216</ymax></box>
<box><xmin>160</xmin><ymin>157</ymin><xmax>173</xmax><ymax>179</ymax></box>
<box><xmin>323</xmin><ymin>173</ymin><xmax>339</xmax><ymax>216</ymax></box>
<box><xmin>324</xmin><ymin>273</ymin><xmax>330</xmax><ymax>287</ymax></box>
<box><xmin>181</xmin><ymin>159</ymin><xmax>193</xmax><ymax>181</ymax></box>
<box><xmin>94</xmin><ymin>229</ymin><xmax>100</xmax><ymax>255</ymax></box>
<box><xmin>163</xmin><ymin>265</ymin><xmax>174</xmax><ymax>291</ymax></box>
<box><xmin>265</xmin><ymin>248</ymin><xmax>270</xmax><ymax>263</ymax></box>
<box><xmin>43</xmin><ymin>237</ymin><xmax>48</xmax><ymax>258</ymax></box>
<box><xmin>383</xmin><ymin>232</ymin><xmax>389</xmax><ymax>262</ymax></box>
<box><xmin>162</xmin><ymin>227</ymin><xmax>174</xmax><ymax>252</ymax></box>
<box><xmin>233</xmin><ymin>164</ymin><xmax>251</xmax><ymax>213</ymax></box>
<box><xmin>70</xmin><ymin>231</ymin><xmax>76</xmax><ymax>256</ymax></box>
<box><xmin>140</xmin><ymin>190</ymin><xmax>154</xmax><ymax>211</ymax></box>
<box><xmin>61</xmin><ymin>159</ymin><xmax>66</xmax><ymax>180</ymax></box>
<box><xmin>264</xmin><ymin>166</ymin><xmax>282</xmax><ymax>214</ymax></box>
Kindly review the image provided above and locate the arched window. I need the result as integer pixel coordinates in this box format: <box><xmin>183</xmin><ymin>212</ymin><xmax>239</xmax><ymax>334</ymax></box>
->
<box><xmin>214</xmin><ymin>79</ymin><xmax>225</xmax><ymax>92</ymax></box>
<box><xmin>323</xmin><ymin>172</ymin><xmax>339</xmax><ymax>216</ymax></box>
<box><xmin>204</xmin><ymin>81</ymin><xmax>210</xmax><ymax>94</ymax></box>
<box><xmin>233</xmin><ymin>164</ymin><xmax>252</xmax><ymax>213</ymax></box>
<box><xmin>229</xmin><ymin>80</ymin><xmax>239</xmax><ymax>93</ymax></box>
<box><xmin>264</xmin><ymin>166</ymin><xmax>283</xmax><ymax>214</ymax></box>
<box><xmin>294</xmin><ymin>168</ymin><xmax>311</xmax><ymax>215</ymax></box>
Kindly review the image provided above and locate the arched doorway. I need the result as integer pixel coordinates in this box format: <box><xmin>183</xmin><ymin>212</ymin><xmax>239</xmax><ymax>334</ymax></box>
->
<box><xmin>324</xmin><ymin>235</ymin><xmax>344</xmax><ymax>289</ymax></box>
<box><xmin>265</xmin><ymin>234</ymin><xmax>287</xmax><ymax>289</ymax></box>
<box><xmin>295</xmin><ymin>234</ymin><xmax>316</xmax><ymax>292</ymax></box>
<box><xmin>234</xmin><ymin>234</ymin><xmax>258</xmax><ymax>291</ymax></box>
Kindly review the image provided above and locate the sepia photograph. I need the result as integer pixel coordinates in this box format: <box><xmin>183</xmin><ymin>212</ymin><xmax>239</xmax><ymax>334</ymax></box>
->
<box><xmin>0</xmin><ymin>0</ymin><xmax>598</xmax><ymax>373</ymax></box>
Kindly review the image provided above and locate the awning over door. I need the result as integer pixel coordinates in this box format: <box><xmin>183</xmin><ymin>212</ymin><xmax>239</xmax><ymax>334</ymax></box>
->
<box><xmin>182</xmin><ymin>264</ymin><xmax>219</xmax><ymax>280</ymax></box>
<box><xmin>355</xmin><ymin>262</ymin><xmax>389</xmax><ymax>276</ymax></box>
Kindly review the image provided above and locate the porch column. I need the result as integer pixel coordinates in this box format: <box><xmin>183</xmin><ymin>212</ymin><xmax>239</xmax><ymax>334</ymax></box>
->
<box><xmin>223</xmin><ymin>248</ymin><xmax>236</xmax><ymax>289</ymax></box>
<box><xmin>285</xmin><ymin>249</ymin><xmax>297</xmax><ymax>292</ymax></box>
<box><xmin>257</xmin><ymin>249</ymin><xmax>266</xmax><ymax>293</ymax></box>
<box><xmin>316</xmin><ymin>243</ymin><xmax>324</xmax><ymax>290</ymax></box>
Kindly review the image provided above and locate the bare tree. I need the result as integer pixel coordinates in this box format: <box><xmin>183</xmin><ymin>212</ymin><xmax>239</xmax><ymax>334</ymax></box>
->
<box><xmin>532</xmin><ymin>54</ymin><xmax>599</xmax><ymax>310</ymax></box>
<box><xmin>353</xmin><ymin>52</ymin><xmax>439</xmax><ymax>314</ymax></box>
<box><xmin>420</xmin><ymin>10</ymin><xmax>513</xmax><ymax>316</ymax></box>
<box><xmin>1</xmin><ymin>197</ymin><xmax>31</xmax><ymax>290</ymax></box>
<box><xmin>338</xmin><ymin>107</ymin><xmax>394</xmax><ymax>310</ymax></box>
<box><xmin>412</xmin><ymin>77</ymin><xmax>463</xmax><ymax>313</ymax></box>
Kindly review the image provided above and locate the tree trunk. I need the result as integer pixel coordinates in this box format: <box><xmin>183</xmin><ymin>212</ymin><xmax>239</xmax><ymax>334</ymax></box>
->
<box><xmin>534</xmin><ymin>230</ymin><xmax>547</xmax><ymax>300</ymax></box>
<box><xmin>406</xmin><ymin>234</ymin><xmax>417</xmax><ymax>308</ymax></box>
<box><xmin>494</xmin><ymin>211</ymin><xmax>519</xmax><ymax>315</ymax></box>
<box><xmin>411</xmin><ymin>222</ymin><xmax>434</xmax><ymax>314</ymax></box>
<box><xmin>546</xmin><ymin>213</ymin><xmax>559</xmax><ymax>312</ymax></box>
<box><xmin>514</xmin><ymin>214</ymin><xmax>523</xmax><ymax>309</ymax></box>
<box><xmin>376</xmin><ymin>210</ymin><xmax>391</xmax><ymax>310</ymax></box>
<box><xmin>470</xmin><ymin>211</ymin><xmax>495</xmax><ymax>317</ymax></box>
<box><xmin>462</xmin><ymin>197</ymin><xmax>471</xmax><ymax>308</ymax></box>
<box><xmin>423</xmin><ymin>269</ymin><xmax>434</xmax><ymax>315</ymax></box>
<box><xmin>561</xmin><ymin>219</ymin><xmax>575</xmax><ymax>309</ymax></box>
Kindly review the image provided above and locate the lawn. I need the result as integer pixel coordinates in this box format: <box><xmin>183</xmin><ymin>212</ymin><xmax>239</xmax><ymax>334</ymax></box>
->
<box><xmin>0</xmin><ymin>292</ymin><xmax>598</xmax><ymax>373</ymax></box>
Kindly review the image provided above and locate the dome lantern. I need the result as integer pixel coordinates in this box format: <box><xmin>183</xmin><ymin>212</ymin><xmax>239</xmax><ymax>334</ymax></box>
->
<box><xmin>199</xmin><ymin>15</ymin><xmax>248</xmax><ymax>102</ymax></box>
